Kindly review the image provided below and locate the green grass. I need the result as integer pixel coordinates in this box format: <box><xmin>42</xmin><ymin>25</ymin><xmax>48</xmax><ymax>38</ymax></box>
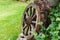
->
<box><xmin>0</xmin><ymin>1</ymin><xmax>27</xmax><ymax>40</ymax></box>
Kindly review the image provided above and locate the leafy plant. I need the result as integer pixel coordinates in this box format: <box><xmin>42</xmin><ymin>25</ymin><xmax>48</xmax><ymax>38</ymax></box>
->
<box><xmin>33</xmin><ymin>2</ymin><xmax>60</xmax><ymax>40</ymax></box>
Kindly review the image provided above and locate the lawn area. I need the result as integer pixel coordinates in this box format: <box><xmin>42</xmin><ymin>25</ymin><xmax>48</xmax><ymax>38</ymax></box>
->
<box><xmin>0</xmin><ymin>0</ymin><xmax>27</xmax><ymax>40</ymax></box>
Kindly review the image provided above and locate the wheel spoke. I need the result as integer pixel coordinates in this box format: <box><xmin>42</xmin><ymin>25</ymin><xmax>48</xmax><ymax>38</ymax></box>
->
<box><xmin>22</xmin><ymin>20</ymin><xmax>25</xmax><ymax>28</ymax></box>
<box><xmin>32</xmin><ymin>14</ymin><xmax>36</xmax><ymax>19</ymax></box>
<box><xmin>25</xmin><ymin>26</ymin><xmax>29</xmax><ymax>35</ymax></box>
<box><xmin>23</xmin><ymin>24</ymin><xmax>28</xmax><ymax>35</ymax></box>
<box><xmin>25</xmin><ymin>12</ymin><xmax>29</xmax><ymax>16</ymax></box>
<box><xmin>32</xmin><ymin>21</ymin><xmax>36</xmax><ymax>23</ymax></box>
<box><xmin>41</xmin><ymin>13</ymin><xmax>44</xmax><ymax>18</ymax></box>
<box><xmin>30</xmin><ymin>7</ymin><xmax>32</xmax><ymax>16</ymax></box>
<box><xmin>23</xmin><ymin>19</ymin><xmax>27</xmax><ymax>24</ymax></box>
<box><xmin>31</xmin><ymin>8</ymin><xmax>35</xmax><ymax>17</ymax></box>
<box><xmin>30</xmin><ymin>25</ymin><xmax>31</xmax><ymax>31</ymax></box>
<box><xmin>23</xmin><ymin>25</ymin><xmax>27</xmax><ymax>35</ymax></box>
<box><xmin>22</xmin><ymin>19</ymin><xmax>28</xmax><ymax>29</ymax></box>
<box><xmin>29</xmin><ymin>25</ymin><xmax>31</xmax><ymax>35</ymax></box>
<box><xmin>33</xmin><ymin>8</ymin><xmax>35</xmax><ymax>14</ymax></box>
<box><xmin>26</xmin><ymin>8</ymin><xmax>30</xmax><ymax>16</ymax></box>
<box><xmin>23</xmin><ymin>25</ymin><xmax>27</xmax><ymax>30</ymax></box>
<box><xmin>24</xmin><ymin>14</ymin><xmax>26</xmax><ymax>19</ymax></box>
<box><xmin>25</xmin><ymin>12</ymin><xmax>29</xmax><ymax>19</ymax></box>
<box><xmin>22</xmin><ymin>21</ymin><xmax>25</xmax><ymax>27</ymax></box>
<box><xmin>30</xmin><ymin>24</ymin><xmax>35</xmax><ymax>30</ymax></box>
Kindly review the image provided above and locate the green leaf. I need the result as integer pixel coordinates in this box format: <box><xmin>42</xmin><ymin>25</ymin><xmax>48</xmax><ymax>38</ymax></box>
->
<box><xmin>37</xmin><ymin>21</ymin><xmax>43</xmax><ymax>25</ymax></box>
<box><xmin>56</xmin><ymin>17</ymin><xmax>60</xmax><ymax>22</ymax></box>
<box><xmin>56</xmin><ymin>23</ymin><xmax>60</xmax><ymax>30</ymax></box>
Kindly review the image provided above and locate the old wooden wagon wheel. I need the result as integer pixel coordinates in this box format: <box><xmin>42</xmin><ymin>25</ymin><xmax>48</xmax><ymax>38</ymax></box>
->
<box><xmin>22</xmin><ymin>2</ymin><xmax>51</xmax><ymax>36</ymax></box>
<box><xmin>22</xmin><ymin>3</ymin><xmax>41</xmax><ymax>36</ymax></box>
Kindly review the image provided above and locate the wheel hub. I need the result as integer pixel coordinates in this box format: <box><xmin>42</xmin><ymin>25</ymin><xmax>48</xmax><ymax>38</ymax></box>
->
<box><xmin>26</xmin><ymin>17</ymin><xmax>32</xmax><ymax>25</ymax></box>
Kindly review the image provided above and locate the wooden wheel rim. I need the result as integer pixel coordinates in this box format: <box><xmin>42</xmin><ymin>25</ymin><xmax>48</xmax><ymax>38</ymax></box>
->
<box><xmin>22</xmin><ymin>3</ymin><xmax>41</xmax><ymax>36</ymax></box>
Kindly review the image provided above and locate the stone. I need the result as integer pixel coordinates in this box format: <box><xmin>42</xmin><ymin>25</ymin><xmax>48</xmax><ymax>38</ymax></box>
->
<box><xmin>17</xmin><ymin>33</ymin><xmax>27</xmax><ymax>40</ymax></box>
<box><xmin>17</xmin><ymin>33</ymin><xmax>35</xmax><ymax>40</ymax></box>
